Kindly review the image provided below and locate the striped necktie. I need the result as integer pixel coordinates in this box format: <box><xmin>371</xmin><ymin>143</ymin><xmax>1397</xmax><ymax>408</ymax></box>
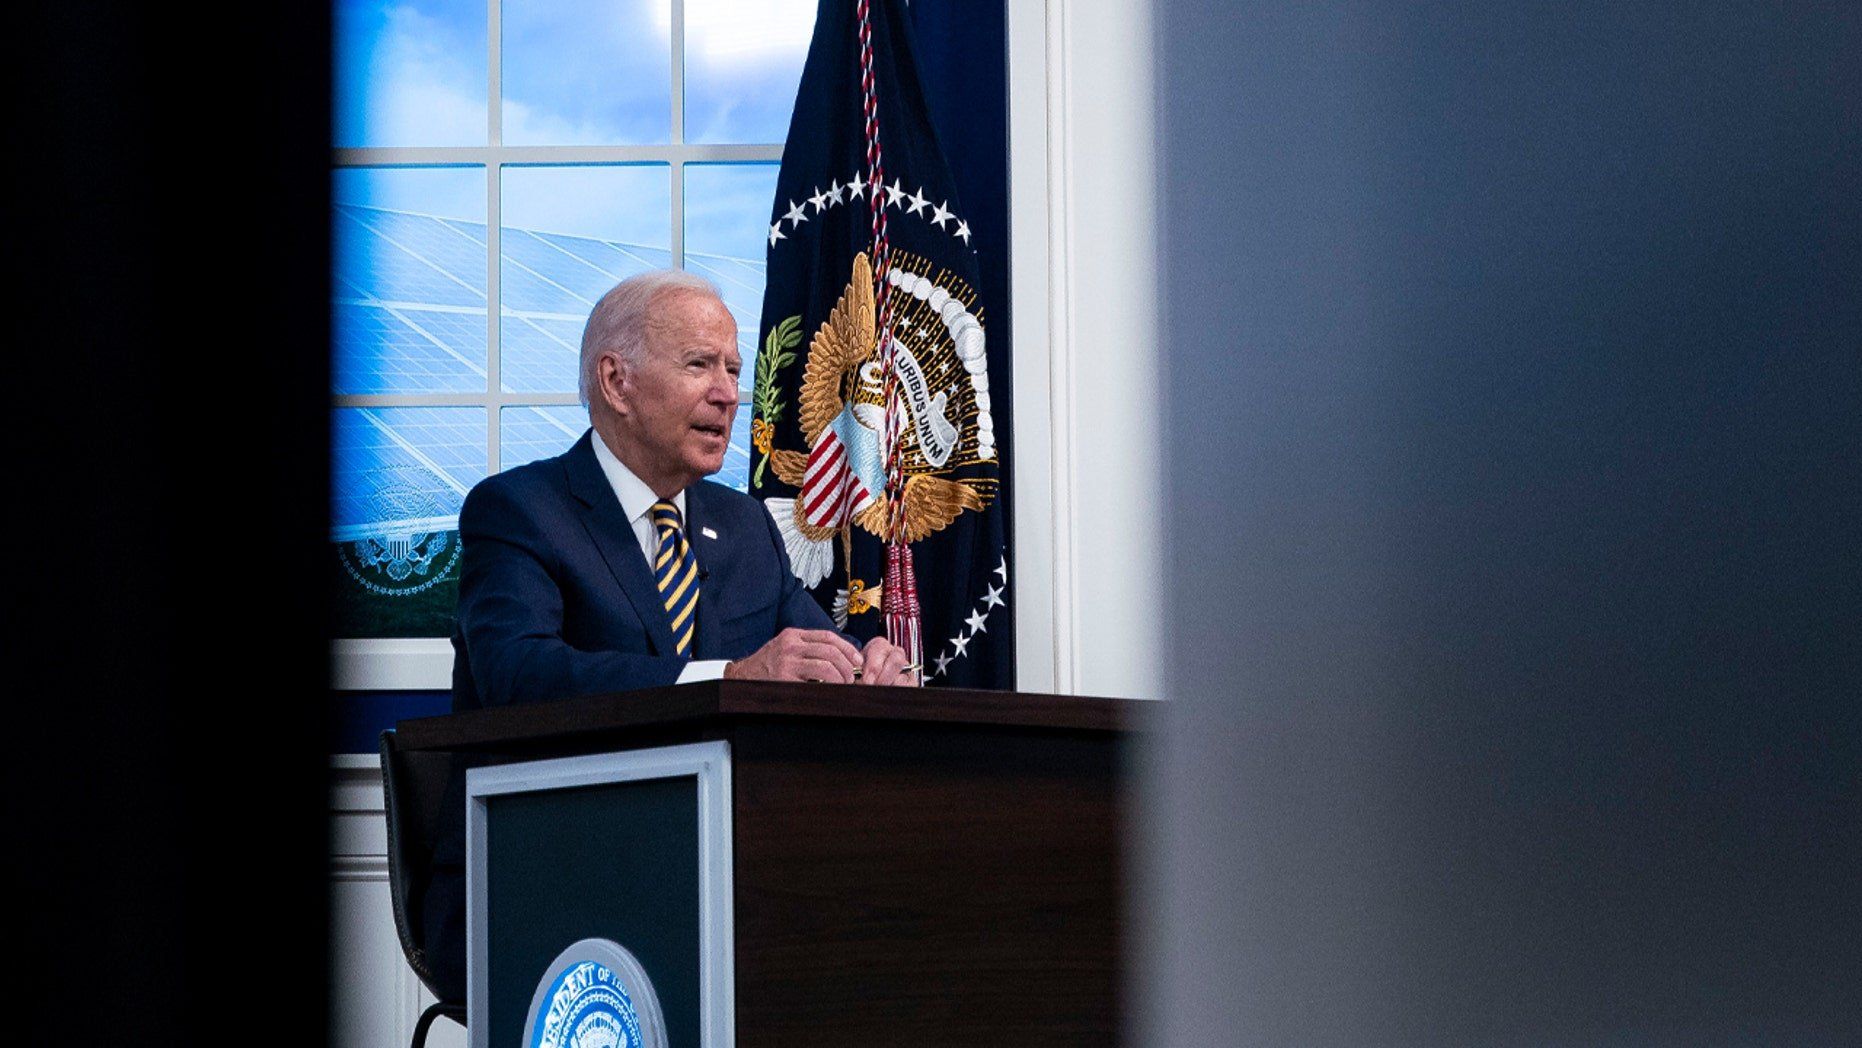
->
<box><xmin>651</xmin><ymin>500</ymin><xmax>700</xmax><ymax>656</ymax></box>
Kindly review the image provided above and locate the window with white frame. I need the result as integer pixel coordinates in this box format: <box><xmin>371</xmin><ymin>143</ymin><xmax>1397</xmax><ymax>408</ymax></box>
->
<box><xmin>331</xmin><ymin>0</ymin><xmax>813</xmax><ymax>641</ymax></box>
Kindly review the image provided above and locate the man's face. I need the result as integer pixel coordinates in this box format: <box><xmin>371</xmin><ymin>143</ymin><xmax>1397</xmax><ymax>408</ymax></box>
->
<box><xmin>609</xmin><ymin>289</ymin><xmax>741</xmax><ymax>495</ymax></box>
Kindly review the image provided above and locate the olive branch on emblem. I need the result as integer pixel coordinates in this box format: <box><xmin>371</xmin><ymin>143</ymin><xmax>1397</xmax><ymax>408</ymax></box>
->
<box><xmin>751</xmin><ymin>314</ymin><xmax>802</xmax><ymax>489</ymax></box>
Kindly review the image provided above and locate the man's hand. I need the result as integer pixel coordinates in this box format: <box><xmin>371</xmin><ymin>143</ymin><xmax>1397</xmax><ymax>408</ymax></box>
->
<box><xmin>724</xmin><ymin>628</ymin><xmax>863</xmax><ymax>683</ymax></box>
<box><xmin>855</xmin><ymin>635</ymin><xmax>917</xmax><ymax>687</ymax></box>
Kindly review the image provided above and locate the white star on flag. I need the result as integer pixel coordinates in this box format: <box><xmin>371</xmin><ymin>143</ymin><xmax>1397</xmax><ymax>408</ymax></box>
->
<box><xmin>930</xmin><ymin>201</ymin><xmax>953</xmax><ymax>228</ymax></box>
<box><xmin>955</xmin><ymin>220</ymin><xmax>972</xmax><ymax>245</ymax></box>
<box><xmin>784</xmin><ymin>199</ymin><xmax>808</xmax><ymax>229</ymax></box>
<box><xmin>808</xmin><ymin>186</ymin><xmax>828</xmax><ymax>213</ymax></box>
<box><xmin>846</xmin><ymin>173</ymin><xmax>866</xmax><ymax>199</ymax></box>
<box><xmin>964</xmin><ymin>609</ymin><xmax>988</xmax><ymax>633</ymax></box>
<box><xmin>884</xmin><ymin>180</ymin><xmax>908</xmax><ymax>209</ymax></box>
<box><xmin>934</xmin><ymin>652</ymin><xmax>953</xmax><ymax>675</ymax></box>
<box><xmin>768</xmin><ymin>222</ymin><xmax>785</xmax><ymax>248</ymax></box>
<box><xmin>983</xmin><ymin>584</ymin><xmax>1004</xmax><ymax>609</ymax></box>
<box><xmin>906</xmin><ymin>187</ymin><xmax>930</xmax><ymax>216</ymax></box>
<box><xmin>951</xmin><ymin>633</ymin><xmax>971</xmax><ymax>656</ymax></box>
<box><xmin>993</xmin><ymin>556</ymin><xmax>1008</xmax><ymax>580</ymax></box>
<box><xmin>827</xmin><ymin>180</ymin><xmax>845</xmax><ymax>205</ymax></box>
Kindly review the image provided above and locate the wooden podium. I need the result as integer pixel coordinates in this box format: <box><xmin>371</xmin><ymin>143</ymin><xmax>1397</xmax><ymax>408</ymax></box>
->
<box><xmin>396</xmin><ymin>680</ymin><xmax>1138</xmax><ymax>1048</ymax></box>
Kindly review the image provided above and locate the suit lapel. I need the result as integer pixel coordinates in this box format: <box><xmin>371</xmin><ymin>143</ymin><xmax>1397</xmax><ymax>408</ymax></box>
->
<box><xmin>686</xmin><ymin>483</ymin><xmax>724</xmax><ymax>660</ymax></box>
<box><xmin>564</xmin><ymin>431</ymin><xmax>679</xmax><ymax>657</ymax></box>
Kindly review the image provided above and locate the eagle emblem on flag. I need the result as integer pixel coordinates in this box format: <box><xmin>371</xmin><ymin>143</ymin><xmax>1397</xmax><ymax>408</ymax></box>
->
<box><xmin>763</xmin><ymin>249</ymin><xmax>995</xmax><ymax>590</ymax></box>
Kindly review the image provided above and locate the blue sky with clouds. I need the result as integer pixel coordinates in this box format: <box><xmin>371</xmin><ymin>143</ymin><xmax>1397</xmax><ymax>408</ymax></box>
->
<box><xmin>334</xmin><ymin>0</ymin><xmax>808</xmax><ymax>253</ymax></box>
<box><xmin>333</xmin><ymin>0</ymin><xmax>812</xmax><ymax>147</ymax></box>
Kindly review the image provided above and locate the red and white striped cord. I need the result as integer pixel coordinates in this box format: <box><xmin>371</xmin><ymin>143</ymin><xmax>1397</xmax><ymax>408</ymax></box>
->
<box><xmin>854</xmin><ymin>0</ymin><xmax>922</xmax><ymax>670</ymax></box>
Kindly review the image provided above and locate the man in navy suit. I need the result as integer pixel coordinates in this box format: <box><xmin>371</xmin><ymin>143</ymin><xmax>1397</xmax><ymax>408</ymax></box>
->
<box><xmin>424</xmin><ymin>271</ymin><xmax>914</xmax><ymax>1002</ymax></box>
<box><xmin>453</xmin><ymin>269</ymin><xmax>915</xmax><ymax>703</ymax></box>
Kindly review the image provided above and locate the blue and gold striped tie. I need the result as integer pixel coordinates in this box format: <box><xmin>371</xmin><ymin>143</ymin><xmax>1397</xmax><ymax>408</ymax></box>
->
<box><xmin>651</xmin><ymin>500</ymin><xmax>700</xmax><ymax>656</ymax></box>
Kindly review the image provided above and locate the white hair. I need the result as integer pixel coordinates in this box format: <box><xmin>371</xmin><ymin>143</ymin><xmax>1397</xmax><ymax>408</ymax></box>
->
<box><xmin>578</xmin><ymin>269</ymin><xmax>723</xmax><ymax>407</ymax></box>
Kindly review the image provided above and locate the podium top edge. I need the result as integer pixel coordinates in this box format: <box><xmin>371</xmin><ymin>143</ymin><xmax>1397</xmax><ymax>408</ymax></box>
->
<box><xmin>393</xmin><ymin>680</ymin><xmax>1151</xmax><ymax>752</ymax></box>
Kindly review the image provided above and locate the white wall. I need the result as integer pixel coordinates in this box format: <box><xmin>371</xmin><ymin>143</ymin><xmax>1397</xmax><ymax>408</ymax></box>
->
<box><xmin>1010</xmin><ymin>0</ymin><xmax>1160</xmax><ymax>700</ymax></box>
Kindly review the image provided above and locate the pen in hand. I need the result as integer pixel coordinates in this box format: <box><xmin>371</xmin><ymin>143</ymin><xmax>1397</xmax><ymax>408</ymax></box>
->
<box><xmin>851</xmin><ymin>662</ymin><xmax>921</xmax><ymax>681</ymax></box>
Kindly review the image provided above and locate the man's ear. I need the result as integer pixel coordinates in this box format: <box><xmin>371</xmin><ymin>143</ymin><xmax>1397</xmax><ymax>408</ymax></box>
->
<box><xmin>596</xmin><ymin>351</ymin><xmax>629</xmax><ymax>416</ymax></box>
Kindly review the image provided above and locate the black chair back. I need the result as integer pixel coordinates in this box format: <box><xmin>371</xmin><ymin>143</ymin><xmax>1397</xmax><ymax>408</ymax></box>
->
<box><xmin>379</xmin><ymin>730</ymin><xmax>465</xmax><ymax>1011</ymax></box>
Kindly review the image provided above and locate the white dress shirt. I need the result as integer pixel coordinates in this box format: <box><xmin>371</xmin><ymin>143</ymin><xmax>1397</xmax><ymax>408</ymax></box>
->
<box><xmin>590</xmin><ymin>432</ymin><xmax>730</xmax><ymax>682</ymax></box>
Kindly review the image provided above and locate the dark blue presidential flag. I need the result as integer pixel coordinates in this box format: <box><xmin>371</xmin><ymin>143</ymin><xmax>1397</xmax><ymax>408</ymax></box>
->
<box><xmin>752</xmin><ymin>0</ymin><xmax>1009</xmax><ymax>688</ymax></box>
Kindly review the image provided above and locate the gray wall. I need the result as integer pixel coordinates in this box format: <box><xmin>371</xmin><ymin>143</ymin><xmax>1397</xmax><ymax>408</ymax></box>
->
<box><xmin>1145</xmin><ymin>1</ymin><xmax>1859</xmax><ymax>1044</ymax></box>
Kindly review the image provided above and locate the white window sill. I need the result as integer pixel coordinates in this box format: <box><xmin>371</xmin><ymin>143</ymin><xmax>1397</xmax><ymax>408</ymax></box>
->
<box><xmin>332</xmin><ymin>638</ymin><xmax>454</xmax><ymax>691</ymax></box>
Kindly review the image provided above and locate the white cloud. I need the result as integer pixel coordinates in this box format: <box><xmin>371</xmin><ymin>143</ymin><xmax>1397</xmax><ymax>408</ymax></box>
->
<box><xmin>500</xmin><ymin>97</ymin><xmax>617</xmax><ymax>148</ymax></box>
<box><xmin>502</xmin><ymin>167</ymin><xmax>671</xmax><ymax>245</ymax></box>
<box><xmin>346</xmin><ymin>2</ymin><xmax>486</xmax><ymax>147</ymax></box>
<box><xmin>669</xmin><ymin>0</ymin><xmax>815</xmax><ymax>65</ymax></box>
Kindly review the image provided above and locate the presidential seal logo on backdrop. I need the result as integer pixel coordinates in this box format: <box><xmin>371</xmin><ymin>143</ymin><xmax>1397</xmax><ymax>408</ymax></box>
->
<box><xmin>335</xmin><ymin>466</ymin><xmax>460</xmax><ymax>597</ymax></box>
<box><xmin>524</xmin><ymin>939</ymin><xmax>668</xmax><ymax>1048</ymax></box>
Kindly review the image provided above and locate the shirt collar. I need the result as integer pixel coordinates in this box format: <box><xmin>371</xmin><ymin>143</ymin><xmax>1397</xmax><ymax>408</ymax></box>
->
<box><xmin>589</xmin><ymin>429</ymin><xmax>684</xmax><ymax>525</ymax></box>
